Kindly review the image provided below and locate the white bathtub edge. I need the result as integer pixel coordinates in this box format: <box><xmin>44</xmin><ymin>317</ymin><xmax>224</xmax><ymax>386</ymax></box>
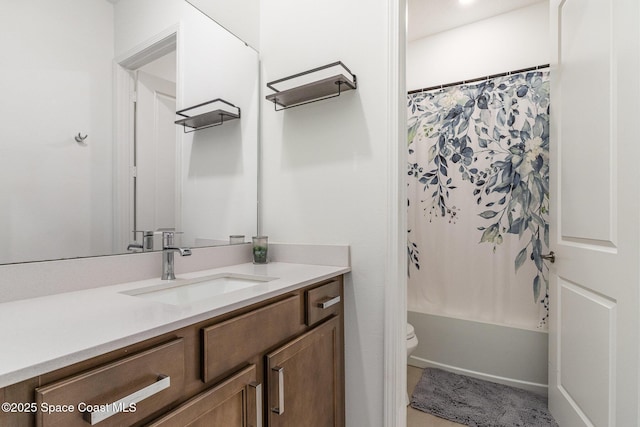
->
<box><xmin>409</xmin><ymin>355</ymin><xmax>548</xmax><ymax>397</ymax></box>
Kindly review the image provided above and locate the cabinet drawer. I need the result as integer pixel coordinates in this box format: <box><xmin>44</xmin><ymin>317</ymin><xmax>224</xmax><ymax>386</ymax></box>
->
<box><xmin>35</xmin><ymin>339</ymin><xmax>185</xmax><ymax>427</ymax></box>
<box><xmin>202</xmin><ymin>295</ymin><xmax>303</xmax><ymax>383</ymax></box>
<box><xmin>305</xmin><ymin>279</ymin><xmax>343</xmax><ymax>326</ymax></box>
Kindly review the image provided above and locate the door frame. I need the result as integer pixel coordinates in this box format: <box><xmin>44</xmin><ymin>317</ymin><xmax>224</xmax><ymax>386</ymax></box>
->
<box><xmin>113</xmin><ymin>26</ymin><xmax>181</xmax><ymax>253</ymax></box>
<box><xmin>384</xmin><ymin>0</ymin><xmax>408</xmax><ymax>426</ymax></box>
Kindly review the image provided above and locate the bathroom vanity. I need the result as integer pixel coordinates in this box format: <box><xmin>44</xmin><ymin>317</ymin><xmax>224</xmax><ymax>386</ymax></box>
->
<box><xmin>0</xmin><ymin>259</ymin><xmax>348</xmax><ymax>427</ymax></box>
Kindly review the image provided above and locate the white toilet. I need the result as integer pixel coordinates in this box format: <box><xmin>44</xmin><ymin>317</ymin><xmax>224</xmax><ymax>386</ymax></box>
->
<box><xmin>407</xmin><ymin>323</ymin><xmax>418</xmax><ymax>359</ymax></box>
<box><xmin>406</xmin><ymin>323</ymin><xmax>419</xmax><ymax>405</ymax></box>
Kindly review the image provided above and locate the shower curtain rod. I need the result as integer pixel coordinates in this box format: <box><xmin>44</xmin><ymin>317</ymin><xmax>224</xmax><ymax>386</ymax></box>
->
<box><xmin>407</xmin><ymin>63</ymin><xmax>550</xmax><ymax>95</ymax></box>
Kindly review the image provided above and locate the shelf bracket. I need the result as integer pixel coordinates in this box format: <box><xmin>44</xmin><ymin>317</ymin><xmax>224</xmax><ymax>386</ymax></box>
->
<box><xmin>271</xmin><ymin>80</ymin><xmax>350</xmax><ymax>111</ymax></box>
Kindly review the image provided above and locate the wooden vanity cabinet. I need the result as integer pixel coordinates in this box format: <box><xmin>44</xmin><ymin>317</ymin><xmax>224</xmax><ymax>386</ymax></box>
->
<box><xmin>0</xmin><ymin>276</ymin><xmax>344</xmax><ymax>427</ymax></box>
<box><xmin>197</xmin><ymin>276</ymin><xmax>344</xmax><ymax>427</ymax></box>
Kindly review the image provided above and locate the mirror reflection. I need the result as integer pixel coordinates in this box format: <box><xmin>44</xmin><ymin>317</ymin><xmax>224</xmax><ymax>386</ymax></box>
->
<box><xmin>0</xmin><ymin>0</ymin><xmax>259</xmax><ymax>265</ymax></box>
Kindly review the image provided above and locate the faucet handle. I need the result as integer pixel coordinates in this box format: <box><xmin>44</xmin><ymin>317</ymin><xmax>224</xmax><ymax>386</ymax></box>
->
<box><xmin>132</xmin><ymin>230</ymin><xmax>155</xmax><ymax>240</ymax></box>
<box><xmin>132</xmin><ymin>230</ymin><xmax>155</xmax><ymax>251</ymax></box>
<box><xmin>133</xmin><ymin>230</ymin><xmax>154</xmax><ymax>239</ymax></box>
<box><xmin>155</xmin><ymin>228</ymin><xmax>184</xmax><ymax>237</ymax></box>
<box><xmin>157</xmin><ymin>228</ymin><xmax>186</xmax><ymax>248</ymax></box>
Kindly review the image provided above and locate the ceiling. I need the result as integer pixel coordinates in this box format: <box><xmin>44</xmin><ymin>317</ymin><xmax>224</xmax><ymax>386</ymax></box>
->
<box><xmin>408</xmin><ymin>0</ymin><xmax>545</xmax><ymax>41</ymax></box>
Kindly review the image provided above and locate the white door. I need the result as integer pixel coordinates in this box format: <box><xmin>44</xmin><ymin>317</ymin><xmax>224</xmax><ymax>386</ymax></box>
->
<box><xmin>135</xmin><ymin>70</ymin><xmax>179</xmax><ymax>248</ymax></box>
<box><xmin>548</xmin><ymin>0</ymin><xmax>640</xmax><ymax>426</ymax></box>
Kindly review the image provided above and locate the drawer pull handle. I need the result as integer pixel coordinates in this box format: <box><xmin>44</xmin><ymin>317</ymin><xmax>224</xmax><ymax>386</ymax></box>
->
<box><xmin>271</xmin><ymin>366</ymin><xmax>285</xmax><ymax>415</ymax></box>
<box><xmin>317</xmin><ymin>295</ymin><xmax>341</xmax><ymax>309</ymax></box>
<box><xmin>248</xmin><ymin>382</ymin><xmax>262</xmax><ymax>427</ymax></box>
<box><xmin>83</xmin><ymin>374</ymin><xmax>170</xmax><ymax>425</ymax></box>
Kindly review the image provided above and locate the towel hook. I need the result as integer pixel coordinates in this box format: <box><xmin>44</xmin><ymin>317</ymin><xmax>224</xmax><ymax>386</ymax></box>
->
<box><xmin>75</xmin><ymin>133</ymin><xmax>88</xmax><ymax>143</ymax></box>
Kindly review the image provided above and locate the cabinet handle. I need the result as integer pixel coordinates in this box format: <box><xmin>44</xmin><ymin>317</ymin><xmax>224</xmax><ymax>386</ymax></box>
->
<box><xmin>271</xmin><ymin>366</ymin><xmax>285</xmax><ymax>415</ymax></box>
<box><xmin>82</xmin><ymin>374</ymin><xmax>170</xmax><ymax>425</ymax></box>
<box><xmin>317</xmin><ymin>295</ymin><xmax>341</xmax><ymax>309</ymax></box>
<box><xmin>248</xmin><ymin>382</ymin><xmax>262</xmax><ymax>427</ymax></box>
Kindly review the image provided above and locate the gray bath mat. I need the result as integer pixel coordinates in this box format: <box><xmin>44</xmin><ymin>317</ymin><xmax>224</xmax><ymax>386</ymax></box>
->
<box><xmin>410</xmin><ymin>368</ymin><xmax>558</xmax><ymax>427</ymax></box>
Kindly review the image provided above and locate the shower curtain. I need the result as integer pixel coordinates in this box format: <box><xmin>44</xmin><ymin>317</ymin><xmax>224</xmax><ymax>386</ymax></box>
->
<box><xmin>407</xmin><ymin>70</ymin><xmax>550</xmax><ymax>330</ymax></box>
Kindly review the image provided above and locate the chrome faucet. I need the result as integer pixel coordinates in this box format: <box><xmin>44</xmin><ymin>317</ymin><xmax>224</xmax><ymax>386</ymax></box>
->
<box><xmin>127</xmin><ymin>241</ymin><xmax>144</xmax><ymax>251</ymax></box>
<box><xmin>161</xmin><ymin>230</ymin><xmax>192</xmax><ymax>280</ymax></box>
<box><xmin>127</xmin><ymin>230</ymin><xmax>155</xmax><ymax>252</ymax></box>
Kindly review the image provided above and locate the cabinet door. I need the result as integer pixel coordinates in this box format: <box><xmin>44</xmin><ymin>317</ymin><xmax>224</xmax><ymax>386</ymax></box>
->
<box><xmin>266</xmin><ymin>316</ymin><xmax>343</xmax><ymax>427</ymax></box>
<box><xmin>147</xmin><ymin>364</ymin><xmax>262</xmax><ymax>427</ymax></box>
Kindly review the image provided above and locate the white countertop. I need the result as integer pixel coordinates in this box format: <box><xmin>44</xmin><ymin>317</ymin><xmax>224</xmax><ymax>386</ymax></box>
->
<box><xmin>0</xmin><ymin>261</ymin><xmax>349</xmax><ymax>388</ymax></box>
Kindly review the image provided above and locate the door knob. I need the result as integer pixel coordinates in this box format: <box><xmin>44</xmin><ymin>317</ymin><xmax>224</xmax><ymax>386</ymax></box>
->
<box><xmin>542</xmin><ymin>251</ymin><xmax>555</xmax><ymax>263</ymax></box>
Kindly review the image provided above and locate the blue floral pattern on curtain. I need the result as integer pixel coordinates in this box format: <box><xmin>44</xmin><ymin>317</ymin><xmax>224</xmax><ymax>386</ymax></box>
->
<box><xmin>408</xmin><ymin>71</ymin><xmax>550</xmax><ymax>326</ymax></box>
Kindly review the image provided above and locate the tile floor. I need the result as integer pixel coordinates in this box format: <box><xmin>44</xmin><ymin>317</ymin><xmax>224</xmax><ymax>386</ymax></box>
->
<box><xmin>407</xmin><ymin>365</ymin><xmax>466</xmax><ymax>427</ymax></box>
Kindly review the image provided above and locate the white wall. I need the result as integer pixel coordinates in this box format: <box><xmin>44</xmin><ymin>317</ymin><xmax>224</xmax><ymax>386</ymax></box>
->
<box><xmin>184</xmin><ymin>0</ymin><xmax>260</xmax><ymax>50</ymax></box>
<box><xmin>407</xmin><ymin>2</ymin><xmax>549</xmax><ymax>91</ymax></box>
<box><xmin>260</xmin><ymin>1</ymin><xmax>399</xmax><ymax>425</ymax></box>
<box><xmin>114</xmin><ymin>0</ymin><xmax>259</xmax><ymax>247</ymax></box>
<box><xmin>0</xmin><ymin>0</ymin><xmax>114</xmax><ymax>263</ymax></box>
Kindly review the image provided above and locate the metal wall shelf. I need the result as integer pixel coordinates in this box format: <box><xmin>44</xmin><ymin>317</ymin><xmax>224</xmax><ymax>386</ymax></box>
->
<box><xmin>265</xmin><ymin>61</ymin><xmax>357</xmax><ymax>111</ymax></box>
<box><xmin>175</xmin><ymin>99</ymin><xmax>240</xmax><ymax>133</ymax></box>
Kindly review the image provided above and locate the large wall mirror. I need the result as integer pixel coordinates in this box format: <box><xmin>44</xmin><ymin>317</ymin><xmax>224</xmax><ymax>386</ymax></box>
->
<box><xmin>0</xmin><ymin>0</ymin><xmax>259</xmax><ymax>265</ymax></box>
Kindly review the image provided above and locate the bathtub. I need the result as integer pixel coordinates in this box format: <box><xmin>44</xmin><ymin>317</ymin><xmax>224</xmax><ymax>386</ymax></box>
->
<box><xmin>407</xmin><ymin>310</ymin><xmax>548</xmax><ymax>396</ymax></box>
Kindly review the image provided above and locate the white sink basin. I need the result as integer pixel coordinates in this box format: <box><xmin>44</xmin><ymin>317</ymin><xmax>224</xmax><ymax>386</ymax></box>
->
<box><xmin>121</xmin><ymin>273</ymin><xmax>277</xmax><ymax>306</ymax></box>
